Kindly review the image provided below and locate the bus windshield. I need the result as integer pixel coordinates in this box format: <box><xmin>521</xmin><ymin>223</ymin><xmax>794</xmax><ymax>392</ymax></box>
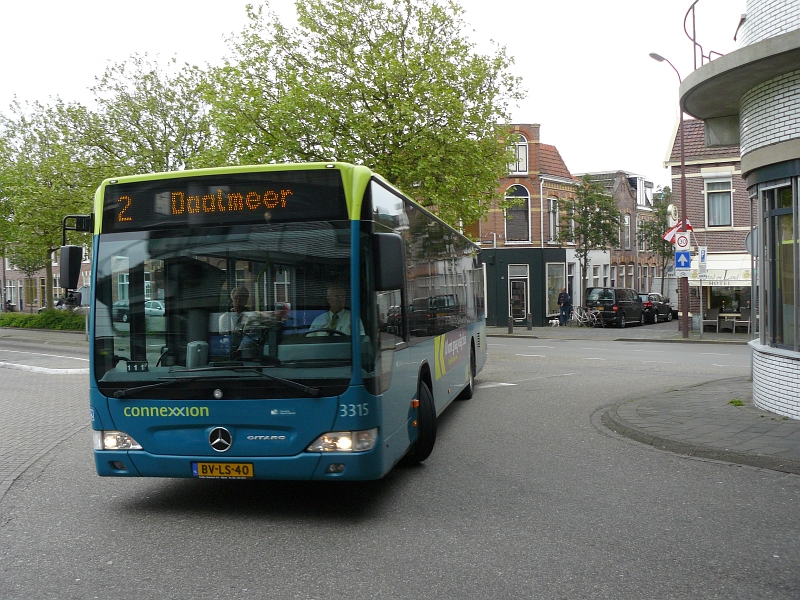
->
<box><xmin>93</xmin><ymin>221</ymin><xmax>366</xmax><ymax>399</ymax></box>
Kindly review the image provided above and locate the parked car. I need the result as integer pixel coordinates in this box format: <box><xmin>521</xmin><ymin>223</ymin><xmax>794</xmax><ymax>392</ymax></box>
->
<box><xmin>639</xmin><ymin>292</ymin><xmax>673</xmax><ymax>324</ymax></box>
<box><xmin>112</xmin><ymin>300</ymin><xmax>130</xmax><ymax>322</ymax></box>
<box><xmin>145</xmin><ymin>300</ymin><xmax>165</xmax><ymax>316</ymax></box>
<box><xmin>113</xmin><ymin>299</ymin><xmax>164</xmax><ymax>321</ymax></box>
<box><xmin>585</xmin><ymin>287</ymin><xmax>644</xmax><ymax>328</ymax></box>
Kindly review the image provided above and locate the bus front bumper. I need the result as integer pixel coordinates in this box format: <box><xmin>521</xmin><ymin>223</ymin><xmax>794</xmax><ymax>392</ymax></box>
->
<box><xmin>94</xmin><ymin>449</ymin><xmax>386</xmax><ymax>481</ymax></box>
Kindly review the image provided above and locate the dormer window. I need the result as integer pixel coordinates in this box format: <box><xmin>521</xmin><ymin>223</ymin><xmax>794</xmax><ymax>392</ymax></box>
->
<box><xmin>508</xmin><ymin>134</ymin><xmax>528</xmax><ymax>175</ymax></box>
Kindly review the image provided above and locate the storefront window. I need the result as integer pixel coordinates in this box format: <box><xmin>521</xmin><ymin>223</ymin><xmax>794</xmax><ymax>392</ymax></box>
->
<box><xmin>764</xmin><ymin>185</ymin><xmax>796</xmax><ymax>348</ymax></box>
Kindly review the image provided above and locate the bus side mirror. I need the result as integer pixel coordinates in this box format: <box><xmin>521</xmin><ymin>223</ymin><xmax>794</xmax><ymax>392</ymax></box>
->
<box><xmin>374</xmin><ymin>233</ymin><xmax>405</xmax><ymax>291</ymax></box>
<box><xmin>60</xmin><ymin>245</ymin><xmax>83</xmax><ymax>290</ymax></box>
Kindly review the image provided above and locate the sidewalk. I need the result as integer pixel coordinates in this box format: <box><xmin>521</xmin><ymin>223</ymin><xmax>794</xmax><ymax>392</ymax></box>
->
<box><xmin>487</xmin><ymin>322</ymin><xmax>800</xmax><ymax>475</ymax></box>
<box><xmin>0</xmin><ymin>327</ymin><xmax>89</xmax><ymax>347</ymax></box>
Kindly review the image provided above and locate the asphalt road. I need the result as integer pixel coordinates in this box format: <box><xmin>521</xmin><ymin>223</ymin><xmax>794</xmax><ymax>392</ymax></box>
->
<box><xmin>1</xmin><ymin>336</ymin><xmax>798</xmax><ymax>599</ymax></box>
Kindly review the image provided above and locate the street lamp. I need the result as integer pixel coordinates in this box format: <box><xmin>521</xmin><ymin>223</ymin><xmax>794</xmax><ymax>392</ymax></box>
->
<box><xmin>650</xmin><ymin>52</ymin><xmax>689</xmax><ymax>339</ymax></box>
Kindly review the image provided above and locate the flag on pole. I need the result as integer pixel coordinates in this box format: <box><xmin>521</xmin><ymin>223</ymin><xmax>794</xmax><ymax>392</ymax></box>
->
<box><xmin>662</xmin><ymin>218</ymin><xmax>694</xmax><ymax>242</ymax></box>
<box><xmin>662</xmin><ymin>223</ymin><xmax>680</xmax><ymax>243</ymax></box>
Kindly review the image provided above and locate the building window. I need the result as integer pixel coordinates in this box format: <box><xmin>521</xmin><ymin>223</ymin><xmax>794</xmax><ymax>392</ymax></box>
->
<box><xmin>274</xmin><ymin>267</ymin><xmax>291</xmax><ymax>304</ymax></box>
<box><xmin>641</xmin><ymin>266</ymin><xmax>648</xmax><ymax>292</ymax></box>
<box><xmin>118</xmin><ymin>273</ymin><xmax>129</xmax><ymax>301</ymax></box>
<box><xmin>610</xmin><ymin>266</ymin><xmax>617</xmax><ymax>288</ymax></box>
<box><xmin>603</xmin><ymin>264</ymin><xmax>609</xmax><ymax>287</ymax></box>
<box><xmin>628</xmin><ymin>264</ymin><xmax>635</xmax><ymax>288</ymax></box>
<box><xmin>504</xmin><ymin>185</ymin><xmax>530</xmax><ymax>242</ymax></box>
<box><xmin>623</xmin><ymin>214</ymin><xmax>631</xmax><ymax>250</ymax></box>
<box><xmin>637</xmin><ymin>218</ymin><xmax>646</xmax><ymax>251</ymax></box>
<box><xmin>508</xmin><ymin>134</ymin><xmax>528</xmax><ymax>175</ymax></box>
<box><xmin>706</xmin><ymin>179</ymin><xmax>732</xmax><ymax>227</ymax></box>
<box><xmin>548</xmin><ymin>198</ymin><xmax>559</xmax><ymax>242</ymax></box>
<box><xmin>592</xmin><ymin>266</ymin><xmax>600</xmax><ymax>287</ymax></box>
<box><xmin>763</xmin><ymin>185</ymin><xmax>795</xmax><ymax>348</ymax></box>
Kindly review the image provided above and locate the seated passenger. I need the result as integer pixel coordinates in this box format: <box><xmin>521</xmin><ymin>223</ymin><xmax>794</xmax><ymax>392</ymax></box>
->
<box><xmin>219</xmin><ymin>286</ymin><xmax>255</xmax><ymax>348</ymax></box>
<box><xmin>309</xmin><ymin>283</ymin><xmax>365</xmax><ymax>336</ymax></box>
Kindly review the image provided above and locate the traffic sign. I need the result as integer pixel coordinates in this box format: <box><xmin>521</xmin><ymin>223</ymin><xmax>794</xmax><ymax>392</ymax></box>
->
<box><xmin>675</xmin><ymin>232</ymin><xmax>690</xmax><ymax>250</ymax></box>
<box><xmin>675</xmin><ymin>251</ymin><xmax>691</xmax><ymax>268</ymax></box>
<box><xmin>675</xmin><ymin>250</ymin><xmax>691</xmax><ymax>278</ymax></box>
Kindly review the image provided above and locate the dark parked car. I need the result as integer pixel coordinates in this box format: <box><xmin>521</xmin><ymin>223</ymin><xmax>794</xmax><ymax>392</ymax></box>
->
<box><xmin>585</xmin><ymin>287</ymin><xmax>644</xmax><ymax>328</ymax></box>
<box><xmin>112</xmin><ymin>300</ymin><xmax>130</xmax><ymax>322</ymax></box>
<box><xmin>639</xmin><ymin>292</ymin><xmax>673</xmax><ymax>324</ymax></box>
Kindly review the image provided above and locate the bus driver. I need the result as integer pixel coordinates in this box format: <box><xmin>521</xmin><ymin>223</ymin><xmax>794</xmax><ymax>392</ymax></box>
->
<box><xmin>309</xmin><ymin>283</ymin><xmax>365</xmax><ymax>336</ymax></box>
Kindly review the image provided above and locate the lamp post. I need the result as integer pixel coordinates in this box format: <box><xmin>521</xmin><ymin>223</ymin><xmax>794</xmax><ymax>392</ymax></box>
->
<box><xmin>650</xmin><ymin>52</ymin><xmax>689</xmax><ymax>338</ymax></box>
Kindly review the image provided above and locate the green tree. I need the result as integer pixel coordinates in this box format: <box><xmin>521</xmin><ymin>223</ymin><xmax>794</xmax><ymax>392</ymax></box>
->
<box><xmin>638</xmin><ymin>185</ymin><xmax>675</xmax><ymax>295</ymax></box>
<box><xmin>84</xmin><ymin>54</ymin><xmax>213</xmax><ymax>174</ymax></box>
<box><xmin>202</xmin><ymin>0</ymin><xmax>524</xmax><ymax>227</ymax></box>
<box><xmin>1</xmin><ymin>100</ymin><xmax>96</xmax><ymax>309</ymax></box>
<box><xmin>558</xmin><ymin>175</ymin><xmax>621</xmax><ymax>294</ymax></box>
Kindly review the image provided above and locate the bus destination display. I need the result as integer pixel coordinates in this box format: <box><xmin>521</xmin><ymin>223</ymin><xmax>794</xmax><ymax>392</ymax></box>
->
<box><xmin>102</xmin><ymin>171</ymin><xmax>348</xmax><ymax>232</ymax></box>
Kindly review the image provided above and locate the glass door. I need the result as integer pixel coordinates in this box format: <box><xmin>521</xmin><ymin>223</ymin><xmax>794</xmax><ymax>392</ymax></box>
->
<box><xmin>508</xmin><ymin>264</ymin><xmax>529</xmax><ymax>321</ymax></box>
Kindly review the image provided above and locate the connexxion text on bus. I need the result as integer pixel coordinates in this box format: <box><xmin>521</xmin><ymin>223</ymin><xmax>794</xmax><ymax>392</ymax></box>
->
<box><xmin>61</xmin><ymin>163</ymin><xmax>486</xmax><ymax>481</ymax></box>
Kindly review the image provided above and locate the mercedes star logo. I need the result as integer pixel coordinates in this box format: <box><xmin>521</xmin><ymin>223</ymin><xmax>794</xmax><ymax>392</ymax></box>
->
<box><xmin>209</xmin><ymin>427</ymin><xmax>232</xmax><ymax>452</ymax></box>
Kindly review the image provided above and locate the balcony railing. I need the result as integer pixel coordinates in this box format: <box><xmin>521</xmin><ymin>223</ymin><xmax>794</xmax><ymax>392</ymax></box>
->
<box><xmin>684</xmin><ymin>0</ymin><xmax>725</xmax><ymax>69</ymax></box>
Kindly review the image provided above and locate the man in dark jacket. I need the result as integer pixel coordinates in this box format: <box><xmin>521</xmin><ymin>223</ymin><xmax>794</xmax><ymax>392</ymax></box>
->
<box><xmin>557</xmin><ymin>288</ymin><xmax>571</xmax><ymax>326</ymax></box>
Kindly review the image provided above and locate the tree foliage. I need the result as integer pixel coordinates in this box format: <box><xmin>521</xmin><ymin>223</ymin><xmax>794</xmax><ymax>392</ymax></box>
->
<box><xmin>558</xmin><ymin>175</ymin><xmax>621</xmax><ymax>293</ymax></box>
<box><xmin>84</xmin><ymin>54</ymin><xmax>213</xmax><ymax>174</ymax></box>
<box><xmin>638</xmin><ymin>186</ymin><xmax>675</xmax><ymax>295</ymax></box>
<box><xmin>0</xmin><ymin>100</ymin><xmax>97</xmax><ymax>308</ymax></box>
<box><xmin>202</xmin><ymin>0</ymin><xmax>524</xmax><ymax>227</ymax></box>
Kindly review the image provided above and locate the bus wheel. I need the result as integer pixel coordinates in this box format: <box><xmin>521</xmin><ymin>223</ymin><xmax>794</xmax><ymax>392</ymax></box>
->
<box><xmin>405</xmin><ymin>381</ymin><xmax>437</xmax><ymax>463</ymax></box>
<box><xmin>457</xmin><ymin>346</ymin><xmax>476</xmax><ymax>401</ymax></box>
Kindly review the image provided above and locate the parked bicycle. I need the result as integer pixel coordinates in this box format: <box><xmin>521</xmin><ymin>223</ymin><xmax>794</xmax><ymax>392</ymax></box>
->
<box><xmin>570</xmin><ymin>306</ymin><xmax>603</xmax><ymax>327</ymax></box>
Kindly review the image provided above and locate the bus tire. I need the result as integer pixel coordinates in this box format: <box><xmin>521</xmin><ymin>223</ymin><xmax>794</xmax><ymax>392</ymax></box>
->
<box><xmin>457</xmin><ymin>345</ymin><xmax>476</xmax><ymax>401</ymax></box>
<box><xmin>405</xmin><ymin>381</ymin><xmax>437</xmax><ymax>463</ymax></box>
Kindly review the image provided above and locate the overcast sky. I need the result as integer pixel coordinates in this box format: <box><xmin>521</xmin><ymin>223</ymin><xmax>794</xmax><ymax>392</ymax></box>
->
<box><xmin>1</xmin><ymin>0</ymin><xmax>746</xmax><ymax>189</ymax></box>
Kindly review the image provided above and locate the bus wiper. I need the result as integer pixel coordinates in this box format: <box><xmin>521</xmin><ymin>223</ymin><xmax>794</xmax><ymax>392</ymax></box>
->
<box><xmin>113</xmin><ymin>378</ymin><xmax>196</xmax><ymax>398</ymax></box>
<box><xmin>113</xmin><ymin>366</ymin><xmax>320</xmax><ymax>398</ymax></box>
<box><xmin>231</xmin><ymin>366</ymin><xmax>321</xmax><ymax>397</ymax></box>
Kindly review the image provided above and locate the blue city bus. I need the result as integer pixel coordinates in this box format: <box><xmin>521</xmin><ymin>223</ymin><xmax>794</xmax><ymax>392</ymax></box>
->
<box><xmin>61</xmin><ymin>163</ymin><xmax>486</xmax><ymax>480</ymax></box>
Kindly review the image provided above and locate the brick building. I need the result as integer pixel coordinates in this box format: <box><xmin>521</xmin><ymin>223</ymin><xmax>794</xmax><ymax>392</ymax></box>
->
<box><xmin>665</xmin><ymin>119</ymin><xmax>753</xmax><ymax>319</ymax></box>
<box><xmin>467</xmin><ymin>123</ymin><xmax>585</xmax><ymax>325</ymax></box>
<box><xmin>580</xmin><ymin>171</ymin><xmax>658</xmax><ymax>294</ymax></box>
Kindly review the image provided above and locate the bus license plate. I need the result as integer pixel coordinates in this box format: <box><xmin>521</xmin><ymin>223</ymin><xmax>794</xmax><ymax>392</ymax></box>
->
<box><xmin>192</xmin><ymin>462</ymin><xmax>254</xmax><ymax>479</ymax></box>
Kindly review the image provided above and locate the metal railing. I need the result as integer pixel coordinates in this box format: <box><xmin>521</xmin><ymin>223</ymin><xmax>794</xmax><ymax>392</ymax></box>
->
<box><xmin>684</xmin><ymin>0</ymin><xmax>726</xmax><ymax>70</ymax></box>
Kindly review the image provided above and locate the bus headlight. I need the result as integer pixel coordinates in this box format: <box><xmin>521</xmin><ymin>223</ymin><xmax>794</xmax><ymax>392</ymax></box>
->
<box><xmin>307</xmin><ymin>428</ymin><xmax>378</xmax><ymax>452</ymax></box>
<box><xmin>94</xmin><ymin>431</ymin><xmax>142</xmax><ymax>451</ymax></box>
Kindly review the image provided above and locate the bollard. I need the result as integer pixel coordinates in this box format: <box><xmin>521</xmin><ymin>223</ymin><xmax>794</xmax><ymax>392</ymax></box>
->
<box><xmin>508</xmin><ymin>317</ymin><xmax>514</xmax><ymax>333</ymax></box>
<box><xmin>527</xmin><ymin>313</ymin><xmax>532</xmax><ymax>330</ymax></box>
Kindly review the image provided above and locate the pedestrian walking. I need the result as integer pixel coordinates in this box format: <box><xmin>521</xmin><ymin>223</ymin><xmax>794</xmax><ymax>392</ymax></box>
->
<box><xmin>557</xmin><ymin>287</ymin><xmax>571</xmax><ymax>326</ymax></box>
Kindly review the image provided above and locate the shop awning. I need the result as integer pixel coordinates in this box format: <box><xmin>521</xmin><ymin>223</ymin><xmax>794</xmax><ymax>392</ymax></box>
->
<box><xmin>687</xmin><ymin>252</ymin><xmax>754</xmax><ymax>287</ymax></box>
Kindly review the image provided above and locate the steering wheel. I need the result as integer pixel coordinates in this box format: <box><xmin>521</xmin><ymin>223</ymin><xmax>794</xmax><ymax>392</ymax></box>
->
<box><xmin>303</xmin><ymin>328</ymin><xmax>348</xmax><ymax>337</ymax></box>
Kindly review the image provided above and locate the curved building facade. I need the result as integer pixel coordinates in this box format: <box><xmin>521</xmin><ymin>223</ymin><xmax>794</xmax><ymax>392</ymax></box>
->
<box><xmin>680</xmin><ymin>0</ymin><xmax>800</xmax><ymax>419</ymax></box>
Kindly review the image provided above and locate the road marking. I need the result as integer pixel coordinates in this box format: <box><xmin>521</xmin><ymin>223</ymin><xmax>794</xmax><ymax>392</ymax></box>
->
<box><xmin>528</xmin><ymin>345</ymin><xmax>554</xmax><ymax>349</ymax></box>
<box><xmin>702</xmin><ymin>352</ymin><xmax>730</xmax><ymax>356</ymax></box>
<box><xmin>0</xmin><ymin>361</ymin><xmax>89</xmax><ymax>375</ymax></box>
<box><xmin>516</xmin><ymin>354</ymin><xmax>545</xmax><ymax>358</ymax></box>
<box><xmin>477</xmin><ymin>382</ymin><xmax>517</xmax><ymax>388</ymax></box>
<box><xmin>515</xmin><ymin>372</ymin><xmax>575</xmax><ymax>383</ymax></box>
<box><xmin>583</xmin><ymin>357</ymin><xmax>606</xmax><ymax>361</ymax></box>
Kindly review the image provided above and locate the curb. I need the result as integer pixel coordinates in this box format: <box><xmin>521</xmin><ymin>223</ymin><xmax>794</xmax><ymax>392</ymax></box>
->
<box><xmin>486</xmin><ymin>332</ymin><xmax>749</xmax><ymax>344</ymax></box>
<box><xmin>601</xmin><ymin>405</ymin><xmax>800</xmax><ymax>475</ymax></box>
